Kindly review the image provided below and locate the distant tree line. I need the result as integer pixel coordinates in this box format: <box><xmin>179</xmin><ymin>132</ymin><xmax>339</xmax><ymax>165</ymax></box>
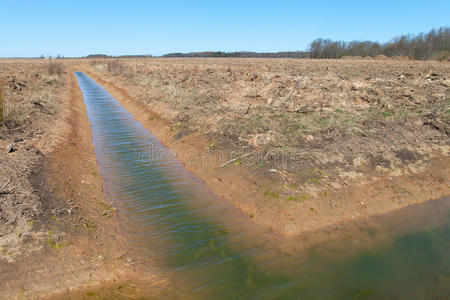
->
<box><xmin>84</xmin><ymin>27</ymin><xmax>449</xmax><ymax>60</ymax></box>
<box><xmin>162</xmin><ymin>51</ymin><xmax>308</xmax><ymax>58</ymax></box>
<box><xmin>162</xmin><ymin>27</ymin><xmax>449</xmax><ymax>60</ymax></box>
<box><xmin>85</xmin><ymin>54</ymin><xmax>153</xmax><ymax>58</ymax></box>
<box><xmin>309</xmin><ymin>27</ymin><xmax>449</xmax><ymax>60</ymax></box>
<box><xmin>85</xmin><ymin>54</ymin><xmax>110</xmax><ymax>58</ymax></box>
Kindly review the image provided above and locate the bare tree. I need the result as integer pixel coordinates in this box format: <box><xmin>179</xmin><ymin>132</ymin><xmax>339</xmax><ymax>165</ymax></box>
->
<box><xmin>309</xmin><ymin>27</ymin><xmax>449</xmax><ymax>60</ymax></box>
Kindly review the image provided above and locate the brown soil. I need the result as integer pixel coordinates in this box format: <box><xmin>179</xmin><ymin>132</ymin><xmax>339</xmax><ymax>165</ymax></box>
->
<box><xmin>0</xmin><ymin>61</ymin><xmax>154</xmax><ymax>299</ymax></box>
<box><xmin>80</xmin><ymin>58</ymin><xmax>450</xmax><ymax>235</ymax></box>
<box><xmin>0</xmin><ymin>58</ymin><xmax>448</xmax><ymax>298</ymax></box>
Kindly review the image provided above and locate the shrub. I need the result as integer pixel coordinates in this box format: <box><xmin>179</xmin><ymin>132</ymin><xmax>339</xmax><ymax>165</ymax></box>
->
<box><xmin>47</xmin><ymin>61</ymin><xmax>65</xmax><ymax>76</ymax></box>
<box><xmin>2</xmin><ymin>97</ymin><xmax>25</xmax><ymax>127</ymax></box>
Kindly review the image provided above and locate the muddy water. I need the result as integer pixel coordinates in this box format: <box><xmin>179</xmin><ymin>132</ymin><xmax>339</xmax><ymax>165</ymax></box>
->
<box><xmin>74</xmin><ymin>72</ymin><xmax>450</xmax><ymax>299</ymax></box>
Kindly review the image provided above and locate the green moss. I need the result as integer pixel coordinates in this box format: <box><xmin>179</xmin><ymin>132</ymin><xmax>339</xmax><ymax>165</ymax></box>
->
<box><xmin>282</xmin><ymin>183</ymin><xmax>299</xmax><ymax>190</ymax></box>
<box><xmin>170</xmin><ymin>122</ymin><xmax>182</xmax><ymax>131</ymax></box>
<box><xmin>307</xmin><ymin>177</ymin><xmax>318</xmax><ymax>184</ymax></box>
<box><xmin>264</xmin><ymin>190</ymin><xmax>280</xmax><ymax>199</ymax></box>
<box><xmin>285</xmin><ymin>196</ymin><xmax>299</xmax><ymax>202</ymax></box>
<box><xmin>81</xmin><ymin>220</ymin><xmax>97</xmax><ymax>232</ymax></box>
<box><xmin>283</xmin><ymin>193</ymin><xmax>310</xmax><ymax>202</ymax></box>
<box><xmin>18</xmin><ymin>288</ymin><xmax>25</xmax><ymax>299</ymax></box>
<box><xmin>47</xmin><ymin>237</ymin><xmax>65</xmax><ymax>250</ymax></box>
<box><xmin>148</xmin><ymin>115</ymin><xmax>161</xmax><ymax>122</ymax></box>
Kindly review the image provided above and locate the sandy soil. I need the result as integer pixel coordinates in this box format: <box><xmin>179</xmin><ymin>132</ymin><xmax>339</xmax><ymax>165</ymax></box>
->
<box><xmin>82</xmin><ymin>58</ymin><xmax>450</xmax><ymax>235</ymax></box>
<box><xmin>0</xmin><ymin>60</ymin><xmax>153</xmax><ymax>299</ymax></box>
<box><xmin>0</xmin><ymin>58</ymin><xmax>448</xmax><ymax>298</ymax></box>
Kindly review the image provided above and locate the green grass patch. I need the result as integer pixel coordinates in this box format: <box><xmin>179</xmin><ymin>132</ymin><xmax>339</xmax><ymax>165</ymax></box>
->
<box><xmin>285</xmin><ymin>195</ymin><xmax>299</xmax><ymax>202</ymax></box>
<box><xmin>320</xmin><ymin>191</ymin><xmax>330</xmax><ymax>197</ymax></box>
<box><xmin>46</xmin><ymin>231</ymin><xmax>68</xmax><ymax>250</ymax></box>
<box><xmin>282</xmin><ymin>183</ymin><xmax>299</xmax><ymax>190</ymax></box>
<box><xmin>46</xmin><ymin>237</ymin><xmax>66</xmax><ymax>250</ymax></box>
<box><xmin>148</xmin><ymin>115</ymin><xmax>161</xmax><ymax>121</ymax></box>
<box><xmin>263</xmin><ymin>189</ymin><xmax>280</xmax><ymax>199</ymax></box>
<box><xmin>381</xmin><ymin>109</ymin><xmax>395</xmax><ymax>117</ymax></box>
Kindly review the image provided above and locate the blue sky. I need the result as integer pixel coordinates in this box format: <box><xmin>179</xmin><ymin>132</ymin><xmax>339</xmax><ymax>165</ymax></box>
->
<box><xmin>1</xmin><ymin>0</ymin><xmax>449</xmax><ymax>57</ymax></box>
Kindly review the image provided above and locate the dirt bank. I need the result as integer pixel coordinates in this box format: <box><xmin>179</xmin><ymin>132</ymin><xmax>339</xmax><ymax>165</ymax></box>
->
<box><xmin>0</xmin><ymin>61</ymin><xmax>151</xmax><ymax>299</ymax></box>
<box><xmin>79</xmin><ymin>58</ymin><xmax>450</xmax><ymax>236</ymax></box>
<box><xmin>1</xmin><ymin>58</ymin><xmax>448</xmax><ymax>297</ymax></box>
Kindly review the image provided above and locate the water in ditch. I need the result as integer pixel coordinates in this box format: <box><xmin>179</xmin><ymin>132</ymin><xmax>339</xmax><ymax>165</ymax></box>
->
<box><xmin>74</xmin><ymin>71</ymin><xmax>450</xmax><ymax>299</ymax></box>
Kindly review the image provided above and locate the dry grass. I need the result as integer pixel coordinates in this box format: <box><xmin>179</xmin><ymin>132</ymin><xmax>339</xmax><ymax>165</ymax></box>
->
<box><xmin>0</xmin><ymin>85</ymin><xmax>3</xmax><ymax>123</ymax></box>
<box><xmin>90</xmin><ymin>58</ymin><xmax>450</xmax><ymax>192</ymax></box>
<box><xmin>47</xmin><ymin>61</ymin><xmax>65</xmax><ymax>76</ymax></box>
<box><xmin>89</xmin><ymin>59</ymin><xmax>106</xmax><ymax>66</ymax></box>
<box><xmin>2</xmin><ymin>93</ymin><xmax>26</xmax><ymax>126</ymax></box>
<box><xmin>106</xmin><ymin>59</ymin><xmax>126</xmax><ymax>74</ymax></box>
<box><xmin>0</xmin><ymin>61</ymin><xmax>66</xmax><ymax>128</ymax></box>
<box><xmin>0</xmin><ymin>81</ymin><xmax>25</xmax><ymax>127</ymax></box>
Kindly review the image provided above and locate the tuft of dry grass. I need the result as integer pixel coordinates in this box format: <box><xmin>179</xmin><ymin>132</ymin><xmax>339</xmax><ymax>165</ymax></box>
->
<box><xmin>0</xmin><ymin>85</ymin><xmax>3</xmax><ymax>123</ymax></box>
<box><xmin>47</xmin><ymin>61</ymin><xmax>65</xmax><ymax>76</ymax></box>
<box><xmin>106</xmin><ymin>59</ymin><xmax>126</xmax><ymax>74</ymax></box>
<box><xmin>0</xmin><ymin>84</ymin><xmax>23</xmax><ymax>127</ymax></box>
<box><xmin>2</xmin><ymin>93</ymin><xmax>25</xmax><ymax>127</ymax></box>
